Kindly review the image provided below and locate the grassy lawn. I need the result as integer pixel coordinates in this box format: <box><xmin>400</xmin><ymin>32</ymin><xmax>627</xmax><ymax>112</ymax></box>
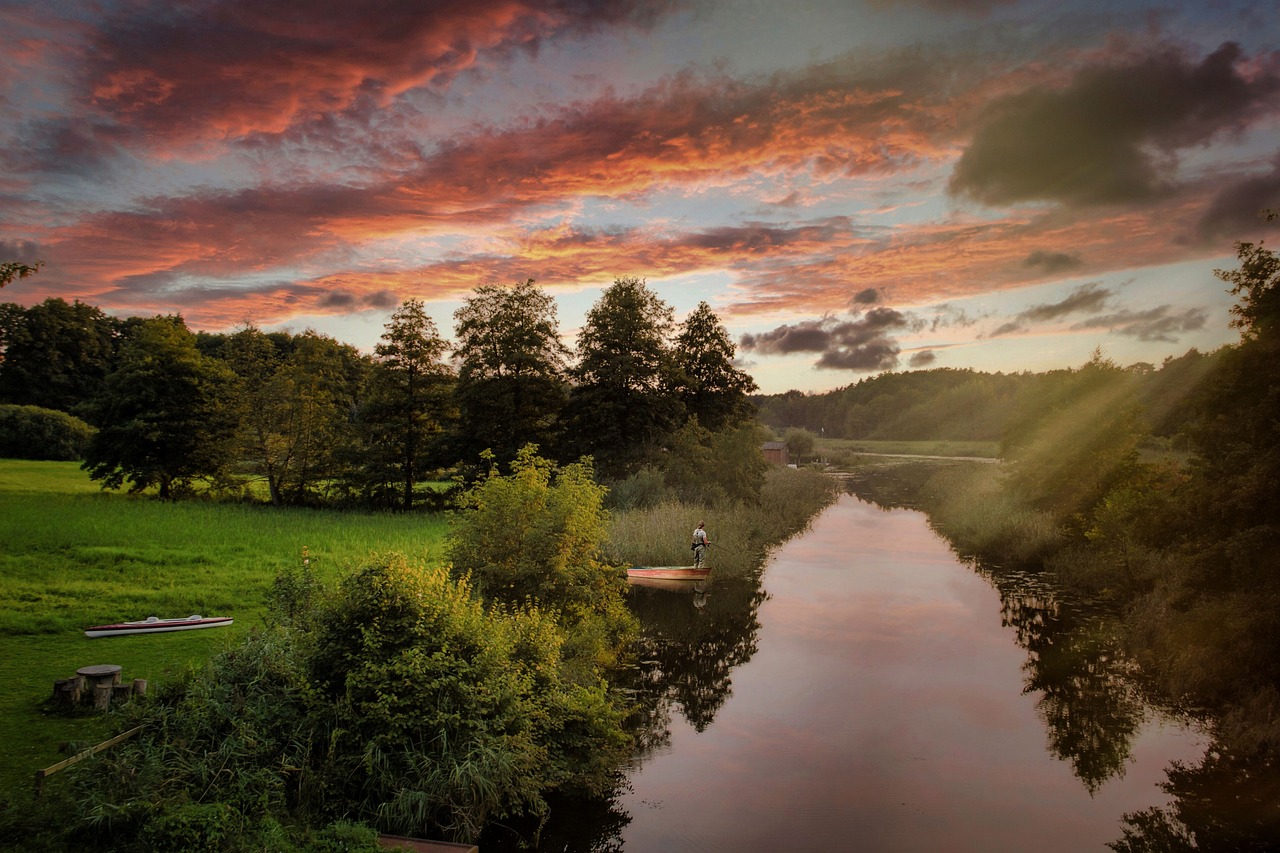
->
<box><xmin>816</xmin><ymin>438</ymin><xmax>1000</xmax><ymax>460</ymax></box>
<box><xmin>0</xmin><ymin>461</ymin><xmax>450</xmax><ymax>801</ymax></box>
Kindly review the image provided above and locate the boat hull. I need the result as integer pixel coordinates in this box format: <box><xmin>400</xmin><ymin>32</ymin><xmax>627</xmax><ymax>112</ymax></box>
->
<box><xmin>84</xmin><ymin>616</ymin><xmax>233</xmax><ymax>638</ymax></box>
<box><xmin>626</xmin><ymin>566</ymin><xmax>711</xmax><ymax>581</ymax></box>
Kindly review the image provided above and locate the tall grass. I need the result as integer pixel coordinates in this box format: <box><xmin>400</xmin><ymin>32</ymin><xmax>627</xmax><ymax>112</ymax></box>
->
<box><xmin>917</xmin><ymin>463</ymin><xmax>1063</xmax><ymax>566</ymax></box>
<box><xmin>606</xmin><ymin>466</ymin><xmax>838</xmax><ymax>577</ymax></box>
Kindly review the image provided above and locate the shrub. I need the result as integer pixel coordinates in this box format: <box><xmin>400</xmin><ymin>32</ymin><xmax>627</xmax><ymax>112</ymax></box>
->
<box><xmin>0</xmin><ymin>404</ymin><xmax>94</xmax><ymax>460</ymax></box>
<box><xmin>448</xmin><ymin>446</ymin><xmax>636</xmax><ymax>672</ymax></box>
<box><xmin>308</xmin><ymin>554</ymin><xmax>631</xmax><ymax>842</ymax></box>
<box><xmin>141</xmin><ymin>802</ymin><xmax>240</xmax><ymax>852</ymax></box>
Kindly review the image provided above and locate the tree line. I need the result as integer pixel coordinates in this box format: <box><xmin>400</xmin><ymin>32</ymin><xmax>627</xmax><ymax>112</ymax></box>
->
<box><xmin>754</xmin><ymin>351</ymin><xmax>1220</xmax><ymax>450</ymax></box>
<box><xmin>0</xmin><ymin>276</ymin><xmax>760</xmax><ymax>507</ymax></box>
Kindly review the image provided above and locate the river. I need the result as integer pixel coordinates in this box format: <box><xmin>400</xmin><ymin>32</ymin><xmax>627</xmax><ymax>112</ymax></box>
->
<box><xmin>482</xmin><ymin>489</ymin><xmax>1212</xmax><ymax>851</ymax></box>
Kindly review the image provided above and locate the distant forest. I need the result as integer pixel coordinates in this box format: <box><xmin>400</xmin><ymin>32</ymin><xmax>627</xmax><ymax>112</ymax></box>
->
<box><xmin>753</xmin><ymin>352</ymin><xmax>1217</xmax><ymax>449</ymax></box>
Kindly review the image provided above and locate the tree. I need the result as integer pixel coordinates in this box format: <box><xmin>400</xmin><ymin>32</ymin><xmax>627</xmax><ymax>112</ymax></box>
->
<box><xmin>452</xmin><ymin>280</ymin><xmax>569</xmax><ymax>467</ymax></box>
<box><xmin>358</xmin><ymin>299</ymin><xmax>453</xmax><ymax>510</ymax></box>
<box><xmin>0</xmin><ymin>261</ymin><xmax>41</xmax><ymax>288</ymax></box>
<box><xmin>0</xmin><ymin>298</ymin><xmax>122</xmax><ymax>412</ymax></box>
<box><xmin>784</xmin><ymin>427</ymin><xmax>817</xmax><ymax>463</ymax></box>
<box><xmin>674</xmin><ymin>302</ymin><xmax>757</xmax><ymax>431</ymax></box>
<box><xmin>565</xmin><ymin>276</ymin><xmax>682</xmax><ymax>478</ymax></box>
<box><xmin>448</xmin><ymin>445</ymin><xmax>637</xmax><ymax>673</ymax></box>
<box><xmin>224</xmin><ymin>327</ymin><xmax>364</xmax><ymax>505</ymax></box>
<box><xmin>81</xmin><ymin>316</ymin><xmax>239</xmax><ymax>498</ymax></box>
<box><xmin>663</xmin><ymin>417</ymin><xmax>769</xmax><ymax>504</ymax></box>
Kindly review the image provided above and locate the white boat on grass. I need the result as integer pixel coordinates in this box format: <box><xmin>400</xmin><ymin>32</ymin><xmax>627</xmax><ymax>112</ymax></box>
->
<box><xmin>84</xmin><ymin>615</ymin><xmax>233</xmax><ymax>638</ymax></box>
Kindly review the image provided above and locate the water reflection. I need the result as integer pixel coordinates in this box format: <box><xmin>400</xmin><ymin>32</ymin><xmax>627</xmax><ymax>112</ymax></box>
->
<box><xmin>626</xmin><ymin>574</ymin><xmax>767</xmax><ymax>736</ymax></box>
<box><xmin>484</xmin><ymin>479</ymin><xmax>1215</xmax><ymax>851</ymax></box>
<box><xmin>843</xmin><ymin>465</ymin><xmax>1153</xmax><ymax>792</ymax></box>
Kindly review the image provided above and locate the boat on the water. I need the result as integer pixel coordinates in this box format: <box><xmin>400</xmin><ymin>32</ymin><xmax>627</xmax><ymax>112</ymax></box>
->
<box><xmin>626</xmin><ymin>566</ymin><xmax>711</xmax><ymax>581</ymax></box>
<box><xmin>84</xmin><ymin>615</ymin><xmax>233</xmax><ymax>638</ymax></box>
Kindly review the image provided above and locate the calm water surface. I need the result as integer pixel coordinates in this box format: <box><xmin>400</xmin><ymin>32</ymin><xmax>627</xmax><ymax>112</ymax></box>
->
<box><xmin>612</xmin><ymin>495</ymin><xmax>1206</xmax><ymax>852</ymax></box>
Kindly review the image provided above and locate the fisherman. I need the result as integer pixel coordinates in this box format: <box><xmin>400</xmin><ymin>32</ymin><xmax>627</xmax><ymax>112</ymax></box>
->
<box><xmin>691</xmin><ymin>521</ymin><xmax>710</xmax><ymax>568</ymax></box>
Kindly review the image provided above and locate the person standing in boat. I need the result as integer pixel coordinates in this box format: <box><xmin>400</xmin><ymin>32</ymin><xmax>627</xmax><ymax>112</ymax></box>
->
<box><xmin>692</xmin><ymin>521</ymin><xmax>710</xmax><ymax>567</ymax></box>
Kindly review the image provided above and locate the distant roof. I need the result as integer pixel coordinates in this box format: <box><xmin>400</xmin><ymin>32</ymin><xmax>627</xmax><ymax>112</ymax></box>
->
<box><xmin>762</xmin><ymin>441</ymin><xmax>787</xmax><ymax>450</ymax></box>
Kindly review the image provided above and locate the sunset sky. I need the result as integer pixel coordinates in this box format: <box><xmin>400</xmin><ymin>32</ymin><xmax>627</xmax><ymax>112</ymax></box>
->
<box><xmin>3</xmin><ymin>0</ymin><xmax>1278</xmax><ymax>394</ymax></box>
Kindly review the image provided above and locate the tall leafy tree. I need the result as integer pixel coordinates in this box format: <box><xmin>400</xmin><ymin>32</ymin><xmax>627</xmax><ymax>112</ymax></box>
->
<box><xmin>81</xmin><ymin>316</ymin><xmax>238</xmax><ymax>499</ymax></box>
<box><xmin>225</xmin><ymin>327</ymin><xmax>364</xmax><ymax>505</ymax></box>
<box><xmin>359</xmin><ymin>299</ymin><xmax>453</xmax><ymax>510</ymax></box>
<box><xmin>566</xmin><ymin>276</ymin><xmax>682</xmax><ymax>478</ymax></box>
<box><xmin>0</xmin><ymin>298</ymin><xmax>121</xmax><ymax>413</ymax></box>
<box><xmin>452</xmin><ymin>280</ymin><xmax>569</xmax><ymax>466</ymax></box>
<box><xmin>674</xmin><ymin>301</ymin><xmax>757</xmax><ymax>432</ymax></box>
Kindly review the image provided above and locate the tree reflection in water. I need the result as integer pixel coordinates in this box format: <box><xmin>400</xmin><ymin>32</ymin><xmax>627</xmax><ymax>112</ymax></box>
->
<box><xmin>624</xmin><ymin>574</ymin><xmax>767</xmax><ymax>736</ymax></box>
<box><xmin>844</xmin><ymin>462</ymin><xmax>1280</xmax><ymax>852</ymax></box>
<box><xmin>479</xmin><ymin>567</ymin><xmax>769</xmax><ymax>851</ymax></box>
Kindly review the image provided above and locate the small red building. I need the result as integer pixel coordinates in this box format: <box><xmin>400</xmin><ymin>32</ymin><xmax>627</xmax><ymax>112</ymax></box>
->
<box><xmin>762</xmin><ymin>441</ymin><xmax>790</xmax><ymax>466</ymax></box>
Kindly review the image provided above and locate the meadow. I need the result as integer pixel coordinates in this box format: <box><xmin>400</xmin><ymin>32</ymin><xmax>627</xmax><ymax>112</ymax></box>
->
<box><xmin>0</xmin><ymin>461</ymin><xmax>450</xmax><ymax>800</ymax></box>
<box><xmin>815</xmin><ymin>438</ymin><xmax>1000</xmax><ymax>460</ymax></box>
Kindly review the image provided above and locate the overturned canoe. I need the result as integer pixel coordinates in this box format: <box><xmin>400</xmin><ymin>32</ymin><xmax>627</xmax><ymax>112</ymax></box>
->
<box><xmin>626</xmin><ymin>566</ymin><xmax>711</xmax><ymax>581</ymax></box>
<box><xmin>84</xmin><ymin>615</ymin><xmax>233</xmax><ymax>638</ymax></box>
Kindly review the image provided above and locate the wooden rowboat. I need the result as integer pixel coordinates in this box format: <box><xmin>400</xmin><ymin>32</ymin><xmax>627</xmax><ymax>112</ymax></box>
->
<box><xmin>84</xmin><ymin>615</ymin><xmax>233</xmax><ymax>638</ymax></box>
<box><xmin>626</xmin><ymin>566</ymin><xmax>711</xmax><ymax>581</ymax></box>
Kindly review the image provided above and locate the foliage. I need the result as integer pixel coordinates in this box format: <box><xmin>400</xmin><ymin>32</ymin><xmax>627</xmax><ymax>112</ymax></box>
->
<box><xmin>0</xmin><ymin>404</ymin><xmax>94</xmax><ymax>460</ymax></box>
<box><xmin>308</xmin><ymin>554</ymin><xmax>631</xmax><ymax>841</ymax></box>
<box><xmin>662</xmin><ymin>418</ymin><xmax>768</xmax><ymax>505</ymax></box>
<box><xmin>448</xmin><ymin>446</ymin><xmax>636</xmax><ymax>673</ymax></box>
<box><xmin>673</xmin><ymin>301</ymin><xmax>757</xmax><ymax>431</ymax></box>
<box><xmin>357</xmin><ymin>300</ymin><xmax>454</xmax><ymax>510</ymax></box>
<box><xmin>80</xmin><ymin>316</ymin><xmax>239</xmax><ymax>499</ymax></box>
<box><xmin>1000</xmin><ymin>351</ymin><xmax>1146</xmax><ymax>525</ymax></box>
<box><xmin>451</xmin><ymin>280</ymin><xmax>569</xmax><ymax>468</ymax></box>
<box><xmin>0</xmin><ymin>298</ymin><xmax>121</xmax><ymax>413</ymax></box>
<box><xmin>224</xmin><ymin>328</ymin><xmax>366</xmax><ymax>506</ymax></box>
<box><xmin>0</xmin><ymin>260</ymin><xmax>42</xmax><ymax>288</ymax></box>
<box><xmin>565</xmin><ymin>276</ymin><xmax>682</xmax><ymax>478</ymax></box>
<box><xmin>784</xmin><ymin>426</ymin><xmax>817</xmax><ymax>463</ymax></box>
<box><xmin>755</xmin><ymin>367</ymin><xmax>1028</xmax><ymax>441</ymax></box>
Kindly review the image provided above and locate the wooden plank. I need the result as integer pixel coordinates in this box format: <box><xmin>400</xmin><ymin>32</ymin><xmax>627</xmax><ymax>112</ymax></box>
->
<box><xmin>34</xmin><ymin>725</ymin><xmax>144</xmax><ymax>794</ymax></box>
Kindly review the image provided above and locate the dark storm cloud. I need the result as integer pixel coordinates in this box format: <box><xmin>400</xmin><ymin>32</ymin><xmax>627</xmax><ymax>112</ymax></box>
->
<box><xmin>0</xmin><ymin>120</ymin><xmax>126</xmax><ymax>179</ymax></box>
<box><xmin>1022</xmin><ymin>250</ymin><xmax>1083</xmax><ymax>275</ymax></box>
<box><xmin>1071</xmin><ymin>306</ymin><xmax>1208</xmax><ymax>342</ymax></box>
<box><xmin>1197</xmin><ymin>157</ymin><xmax>1280</xmax><ymax>240</ymax></box>
<box><xmin>739</xmin><ymin>307</ymin><xmax>909</xmax><ymax>372</ymax></box>
<box><xmin>908</xmin><ymin>350</ymin><xmax>937</xmax><ymax>367</ymax></box>
<box><xmin>852</xmin><ymin>287</ymin><xmax>880</xmax><ymax>305</ymax></box>
<box><xmin>988</xmin><ymin>282</ymin><xmax>1112</xmax><ymax>337</ymax></box>
<box><xmin>316</xmin><ymin>289</ymin><xmax>400</xmax><ymax>310</ymax></box>
<box><xmin>950</xmin><ymin>42</ymin><xmax>1280</xmax><ymax>207</ymax></box>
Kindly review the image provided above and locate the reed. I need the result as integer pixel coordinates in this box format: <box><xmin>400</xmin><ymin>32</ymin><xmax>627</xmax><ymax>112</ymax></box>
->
<box><xmin>606</xmin><ymin>466</ymin><xmax>838</xmax><ymax>577</ymax></box>
<box><xmin>918</xmin><ymin>463</ymin><xmax>1063</xmax><ymax>566</ymax></box>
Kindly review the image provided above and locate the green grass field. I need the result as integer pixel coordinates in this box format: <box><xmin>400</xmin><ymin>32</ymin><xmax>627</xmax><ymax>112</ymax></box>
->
<box><xmin>816</xmin><ymin>438</ymin><xmax>1000</xmax><ymax>460</ymax></box>
<box><xmin>0</xmin><ymin>461</ymin><xmax>450</xmax><ymax>801</ymax></box>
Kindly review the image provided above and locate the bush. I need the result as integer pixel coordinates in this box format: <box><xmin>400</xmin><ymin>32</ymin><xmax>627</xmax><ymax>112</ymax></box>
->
<box><xmin>141</xmin><ymin>802</ymin><xmax>240</xmax><ymax>851</ymax></box>
<box><xmin>448</xmin><ymin>446</ymin><xmax>636</xmax><ymax>672</ymax></box>
<box><xmin>308</xmin><ymin>554</ymin><xmax>631</xmax><ymax>842</ymax></box>
<box><xmin>0</xmin><ymin>404</ymin><xmax>94</xmax><ymax>460</ymax></box>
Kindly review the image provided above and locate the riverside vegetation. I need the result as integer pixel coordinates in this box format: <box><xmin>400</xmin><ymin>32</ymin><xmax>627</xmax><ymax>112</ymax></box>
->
<box><xmin>0</xmin><ymin>454</ymin><xmax>836</xmax><ymax>851</ymax></box>
<box><xmin>848</xmin><ymin>231</ymin><xmax>1280</xmax><ymax>850</ymax></box>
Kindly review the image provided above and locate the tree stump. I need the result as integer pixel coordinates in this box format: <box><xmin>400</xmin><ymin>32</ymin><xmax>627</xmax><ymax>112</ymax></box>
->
<box><xmin>132</xmin><ymin>678</ymin><xmax>147</xmax><ymax>698</ymax></box>
<box><xmin>93</xmin><ymin>683</ymin><xmax>112</xmax><ymax>711</ymax></box>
